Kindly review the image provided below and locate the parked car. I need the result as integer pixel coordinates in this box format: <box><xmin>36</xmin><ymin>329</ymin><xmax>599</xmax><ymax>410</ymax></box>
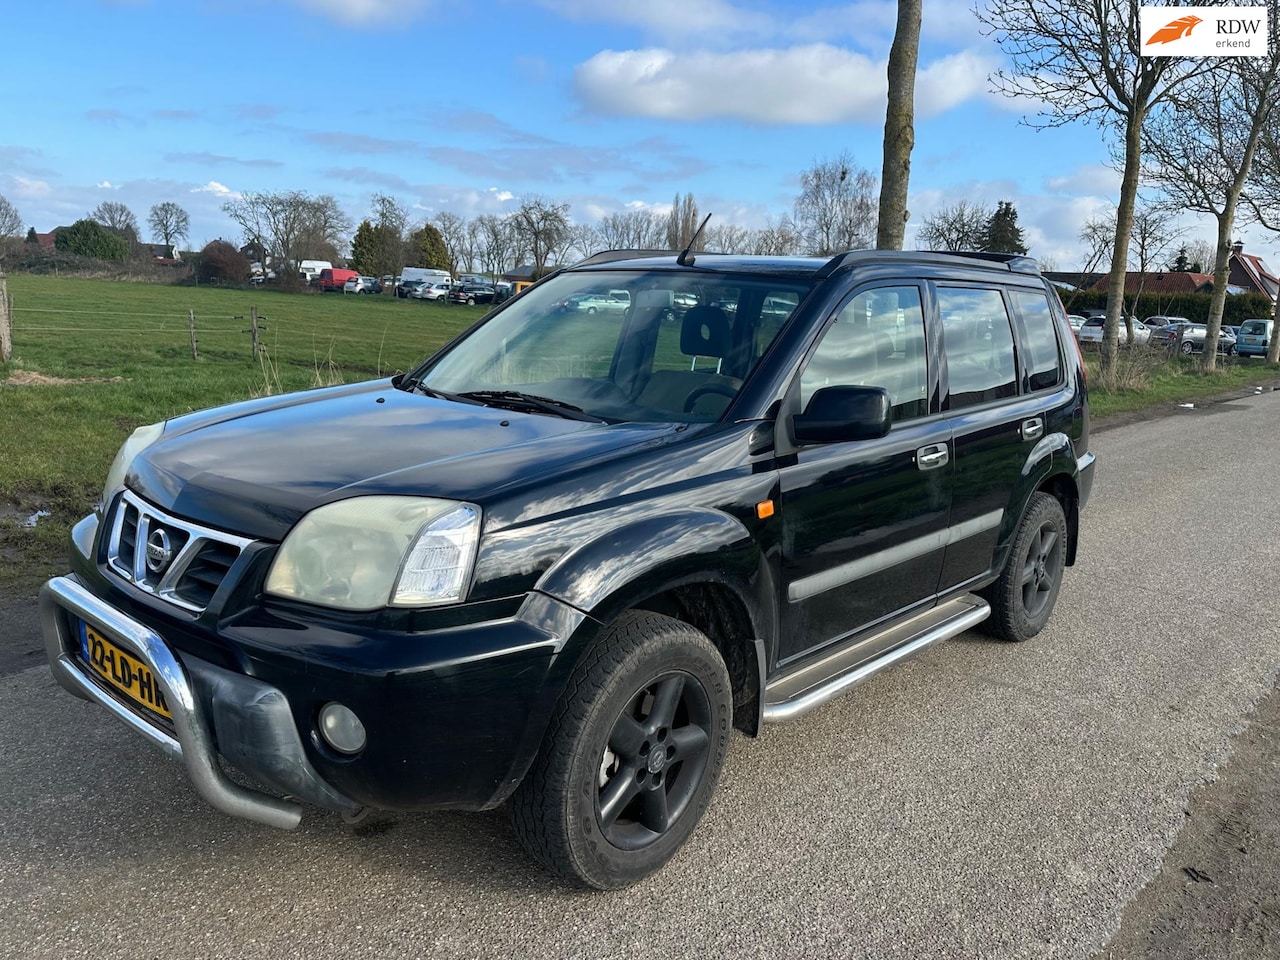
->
<box><xmin>411</xmin><ymin>281</ymin><xmax>452</xmax><ymax>302</ymax></box>
<box><xmin>1166</xmin><ymin>322</ymin><xmax>1236</xmax><ymax>355</ymax></box>
<box><xmin>395</xmin><ymin>279</ymin><xmax>426</xmax><ymax>299</ymax></box>
<box><xmin>315</xmin><ymin>268</ymin><xmax>359</xmax><ymax>293</ymax></box>
<box><xmin>448</xmin><ymin>283</ymin><xmax>496</xmax><ymax>305</ymax></box>
<box><xmin>1066</xmin><ymin>315</ymin><xmax>1087</xmax><ymax>331</ymax></box>
<box><xmin>1145</xmin><ymin>315</ymin><xmax>1189</xmax><ymax>331</ymax></box>
<box><xmin>344</xmin><ymin>276</ymin><xmax>383</xmax><ymax>295</ymax></box>
<box><xmin>572</xmin><ymin>293</ymin><xmax>630</xmax><ymax>314</ymax></box>
<box><xmin>39</xmin><ymin>250</ymin><xmax>1094</xmax><ymax>890</ymax></box>
<box><xmin>1236</xmin><ymin>318</ymin><xmax>1273</xmax><ymax>357</ymax></box>
<box><xmin>1076</xmin><ymin>317</ymin><xmax>1149</xmax><ymax>346</ymax></box>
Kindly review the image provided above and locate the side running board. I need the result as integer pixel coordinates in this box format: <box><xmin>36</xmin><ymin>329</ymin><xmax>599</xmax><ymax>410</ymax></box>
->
<box><xmin>762</xmin><ymin>594</ymin><xmax>990</xmax><ymax>723</ymax></box>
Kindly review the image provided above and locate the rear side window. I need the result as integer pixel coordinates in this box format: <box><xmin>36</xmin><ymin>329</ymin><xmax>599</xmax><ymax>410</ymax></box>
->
<box><xmin>1011</xmin><ymin>290</ymin><xmax>1063</xmax><ymax>391</ymax></box>
<box><xmin>939</xmin><ymin>287</ymin><xmax>1018</xmax><ymax>409</ymax></box>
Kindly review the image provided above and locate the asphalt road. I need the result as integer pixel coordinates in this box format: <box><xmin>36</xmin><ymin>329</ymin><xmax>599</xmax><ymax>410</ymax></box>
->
<box><xmin>2</xmin><ymin>393</ymin><xmax>1279</xmax><ymax>959</ymax></box>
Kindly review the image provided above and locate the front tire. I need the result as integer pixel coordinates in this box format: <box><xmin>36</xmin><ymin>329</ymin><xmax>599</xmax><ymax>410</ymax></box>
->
<box><xmin>509</xmin><ymin>611</ymin><xmax>731</xmax><ymax>889</ymax></box>
<box><xmin>981</xmin><ymin>492</ymin><xmax>1068</xmax><ymax>643</ymax></box>
<box><xmin>1180</xmin><ymin>339</ymin><xmax>1195</xmax><ymax>355</ymax></box>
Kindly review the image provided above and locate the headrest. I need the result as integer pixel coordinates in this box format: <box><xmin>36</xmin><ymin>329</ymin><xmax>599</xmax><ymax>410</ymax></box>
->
<box><xmin>680</xmin><ymin>305</ymin><xmax>731</xmax><ymax>358</ymax></box>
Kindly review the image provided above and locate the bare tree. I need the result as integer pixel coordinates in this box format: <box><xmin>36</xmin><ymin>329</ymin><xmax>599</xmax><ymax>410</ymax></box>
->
<box><xmin>147</xmin><ymin>202</ymin><xmax>190</xmax><ymax>250</ymax></box>
<box><xmin>433</xmin><ymin>212</ymin><xmax>467</xmax><ymax>276</ymax></box>
<box><xmin>1243</xmin><ymin>114</ymin><xmax>1280</xmax><ymax>362</ymax></box>
<box><xmin>976</xmin><ymin>0</ymin><xmax>1213</xmax><ymax>386</ymax></box>
<box><xmin>554</xmin><ymin>222</ymin><xmax>599</xmax><ymax>264</ymax></box>
<box><xmin>877</xmin><ymin>0</ymin><xmax>921</xmax><ymax>250</ymax></box>
<box><xmin>0</xmin><ymin>194</ymin><xmax>21</xmax><ymax>238</ymax></box>
<box><xmin>1125</xmin><ymin>201</ymin><xmax>1183</xmax><ymax>336</ymax></box>
<box><xmin>915</xmin><ymin>200</ymin><xmax>991</xmax><ymax>251</ymax></box>
<box><xmin>91</xmin><ymin>200</ymin><xmax>138</xmax><ymax>236</ymax></box>
<box><xmin>476</xmin><ymin>214</ymin><xmax>518</xmax><ymax>281</ymax></box>
<box><xmin>666</xmin><ymin>193</ymin><xmax>703</xmax><ymax>251</ymax></box>
<box><xmin>705</xmin><ymin>223</ymin><xmax>752</xmax><ymax>254</ymax></box>
<box><xmin>511</xmin><ymin>196</ymin><xmax>570</xmax><ymax>277</ymax></box>
<box><xmin>596</xmin><ymin>209</ymin><xmax>667</xmax><ymax>250</ymax></box>
<box><xmin>793</xmin><ymin>153</ymin><xmax>877</xmax><ymax>255</ymax></box>
<box><xmin>1144</xmin><ymin>46</ymin><xmax>1280</xmax><ymax>371</ymax></box>
<box><xmin>751</xmin><ymin>217</ymin><xmax>803</xmax><ymax>256</ymax></box>
<box><xmin>223</xmin><ymin>190</ymin><xmax>318</xmax><ymax>275</ymax></box>
<box><xmin>297</xmin><ymin>194</ymin><xmax>352</xmax><ymax>262</ymax></box>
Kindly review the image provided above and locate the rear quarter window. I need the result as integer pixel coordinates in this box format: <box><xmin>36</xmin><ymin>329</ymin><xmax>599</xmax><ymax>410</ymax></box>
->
<box><xmin>1011</xmin><ymin>290</ymin><xmax>1063</xmax><ymax>392</ymax></box>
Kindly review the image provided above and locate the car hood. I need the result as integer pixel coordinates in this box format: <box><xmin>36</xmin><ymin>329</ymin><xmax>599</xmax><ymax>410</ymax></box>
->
<box><xmin>128</xmin><ymin>380</ymin><xmax>680</xmax><ymax>540</ymax></box>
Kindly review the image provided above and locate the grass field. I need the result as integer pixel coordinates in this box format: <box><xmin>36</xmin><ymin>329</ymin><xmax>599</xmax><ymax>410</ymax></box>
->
<box><xmin>0</xmin><ymin>276</ymin><xmax>487</xmax><ymax>585</ymax></box>
<box><xmin>2</xmin><ymin>274</ymin><xmax>1278</xmax><ymax>589</ymax></box>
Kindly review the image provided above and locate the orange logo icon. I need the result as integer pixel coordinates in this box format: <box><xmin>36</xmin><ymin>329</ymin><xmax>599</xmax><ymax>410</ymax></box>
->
<box><xmin>1146</xmin><ymin>14</ymin><xmax>1204</xmax><ymax>45</ymax></box>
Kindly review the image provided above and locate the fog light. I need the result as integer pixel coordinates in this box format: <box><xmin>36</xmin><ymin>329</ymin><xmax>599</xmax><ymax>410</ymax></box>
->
<box><xmin>318</xmin><ymin>702</ymin><xmax>367</xmax><ymax>754</ymax></box>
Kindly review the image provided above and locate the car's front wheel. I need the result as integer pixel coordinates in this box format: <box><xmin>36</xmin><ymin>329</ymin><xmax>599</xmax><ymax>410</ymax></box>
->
<box><xmin>981</xmin><ymin>492</ymin><xmax>1067</xmax><ymax>643</ymax></box>
<box><xmin>1180</xmin><ymin>339</ymin><xmax>1195</xmax><ymax>355</ymax></box>
<box><xmin>509</xmin><ymin>611</ymin><xmax>731</xmax><ymax>889</ymax></box>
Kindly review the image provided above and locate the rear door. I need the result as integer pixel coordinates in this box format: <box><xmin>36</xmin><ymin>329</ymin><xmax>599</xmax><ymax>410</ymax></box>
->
<box><xmin>777</xmin><ymin>282</ymin><xmax>951</xmax><ymax>665</ymax></box>
<box><xmin>936</xmin><ymin>283</ymin><xmax>1064</xmax><ymax>589</ymax></box>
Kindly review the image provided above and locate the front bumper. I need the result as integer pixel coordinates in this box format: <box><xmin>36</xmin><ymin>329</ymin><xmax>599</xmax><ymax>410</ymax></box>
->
<box><xmin>40</xmin><ymin>575</ymin><xmax>334</xmax><ymax>829</ymax></box>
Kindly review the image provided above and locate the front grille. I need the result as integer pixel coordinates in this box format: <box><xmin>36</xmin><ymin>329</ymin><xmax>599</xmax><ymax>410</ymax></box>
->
<box><xmin>105</xmin><ymin>490</ymin><xmax>254</xmax><ymax>614</ymax></box>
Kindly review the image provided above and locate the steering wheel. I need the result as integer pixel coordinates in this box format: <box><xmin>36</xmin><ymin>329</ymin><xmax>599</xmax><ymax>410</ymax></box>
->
<box><xmin>683</xmin><ymin>382</ymin><xmax>737</xmax><ymax>412</ymax></box>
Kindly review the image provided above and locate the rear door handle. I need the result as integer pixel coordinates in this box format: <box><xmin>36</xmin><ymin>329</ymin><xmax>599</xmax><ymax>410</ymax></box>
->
<box><xmin>916</xmin><ymin>443</ymin><xmax>949</xmax><ymax>471</ymax></box>
<box><xmin>1021</xmin><ymin>418</ymin><xmax>1044</xmax><ymax>441</ymax></box>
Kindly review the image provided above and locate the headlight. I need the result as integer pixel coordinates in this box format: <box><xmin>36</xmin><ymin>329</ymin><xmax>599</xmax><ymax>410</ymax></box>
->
<box><xmin>265</xmin><ymin>497</ymin><xmax>481</xmax><ymax>611</ymax></box>
<box><xmin>101</xmin><ymin>421</ymin><xmax>166</xmax><ymax>509</ymax></box>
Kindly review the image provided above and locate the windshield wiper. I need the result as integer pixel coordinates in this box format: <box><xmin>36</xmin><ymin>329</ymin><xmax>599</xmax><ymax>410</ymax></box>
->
<box><xmin>455</xmin><ymin>390</ymin><xmax>608</xmax><ymax>423</ymax></box>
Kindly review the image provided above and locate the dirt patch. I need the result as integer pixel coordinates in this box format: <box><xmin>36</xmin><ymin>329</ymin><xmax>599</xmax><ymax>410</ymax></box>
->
<box><xmin>3</xmin><ymin>369</ymin><xmax>127</xmax><ymax>387</ymax></box>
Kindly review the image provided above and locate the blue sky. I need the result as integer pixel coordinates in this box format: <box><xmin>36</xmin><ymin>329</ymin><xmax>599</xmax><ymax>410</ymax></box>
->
<box><xmin>2</xmin><ymin>0</ymin><xmax>1275</xmax><ymax>270</ymax></box>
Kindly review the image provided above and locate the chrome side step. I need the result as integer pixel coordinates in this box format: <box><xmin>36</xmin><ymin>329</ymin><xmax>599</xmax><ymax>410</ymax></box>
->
<box><xmin>762</xmin><ymin>594</ymin><xmax>990</xmax><ymax>723</ymax></box>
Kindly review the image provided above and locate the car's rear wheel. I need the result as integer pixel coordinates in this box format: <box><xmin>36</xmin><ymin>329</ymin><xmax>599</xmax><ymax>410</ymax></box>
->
<box><xmin>981</xmin><ymin>492</ymin><xmax>1067</xmax><ymax>643</ymax></box>
<box><xmin>1180</xmin><ymin>339</ymin><xmax>1195</xmax><ymax>355</ymax></box>
<box><xmin>509</xmin><ymin>611</ymin><xmax>731</xmax><ymax>889</ymax></box>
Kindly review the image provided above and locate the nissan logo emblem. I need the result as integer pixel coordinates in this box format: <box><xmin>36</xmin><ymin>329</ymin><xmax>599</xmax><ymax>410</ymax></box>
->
<box><xmin>145</xmin><ymin>528</ymin><xmax>173</xmax><ymax>574</ymax></box>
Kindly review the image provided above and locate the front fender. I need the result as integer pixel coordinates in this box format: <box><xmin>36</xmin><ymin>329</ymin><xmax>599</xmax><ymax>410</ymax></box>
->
<box><xmin>536</xmin><ymin>507</ymin><xmax>768</xmax><ymax>627</ymax></box>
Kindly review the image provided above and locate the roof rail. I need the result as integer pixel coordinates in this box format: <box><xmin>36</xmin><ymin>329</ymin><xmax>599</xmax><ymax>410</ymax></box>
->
<box><xmin>573</xmin><ymin>249</ymin><xmax>675</xmax><ymax>268</ymax></box>
<box><xmin>927</xmin><ymin>251</ymin><xmax>1041</xmax><ymax>274</ymax></box>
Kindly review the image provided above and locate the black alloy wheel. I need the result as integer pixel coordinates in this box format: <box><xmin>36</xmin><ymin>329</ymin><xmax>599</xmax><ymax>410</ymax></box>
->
<box><xmin>981</xmin><ymin>492</ymin><xmax>1069</xmax><ymax>642</ymax></box>
<box><xmin>596</xmin><ymin>671</ymin><xmax>713</xmax><ymax>851</ymax></box>
<box><xmin>509</xmin><ymin>611</ymin><xmax>731</xmax><ymax>889</ymax></box>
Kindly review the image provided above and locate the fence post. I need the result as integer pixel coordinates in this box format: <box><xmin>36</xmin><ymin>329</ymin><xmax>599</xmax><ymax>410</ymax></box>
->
<box><xmin>0</xmin><ymin>271</ymin><xmax>10</xmax><ymax>362</ymax></box>
<box><xmin>188</xmin><ymin>309</ymin><xmax>198</xmax><ymax>360</ymax></box>
<box><xmin>250</xmin><ymin>306</ymin><xmax>259</xmax><ymax>360</ymax></box>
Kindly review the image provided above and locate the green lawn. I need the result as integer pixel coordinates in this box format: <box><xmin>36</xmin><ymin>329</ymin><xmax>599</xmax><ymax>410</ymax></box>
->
<box><xmin>1</xmin><ymin>275</ymin><xmax>1278</xmax><ymax>590</ymax></box>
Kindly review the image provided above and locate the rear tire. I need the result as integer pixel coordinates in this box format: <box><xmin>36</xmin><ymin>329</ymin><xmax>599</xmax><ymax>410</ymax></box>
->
<box><xmin>509</xmin><ymin>611</ymin><xmax>732</xmax><ymax>889</ymax></box>
<box><xmin>981</xmin><ymin>492</ymin><xmax>1068</xmax><ymax>643</ymax></box>
<box><xmin>1180</xmin><ymin>339</ymin><xmax>1195</xmax><ymax>355</ymax></box>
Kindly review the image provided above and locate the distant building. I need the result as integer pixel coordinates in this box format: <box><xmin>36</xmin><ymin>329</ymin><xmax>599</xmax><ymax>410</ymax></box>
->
<box><xmin>141</xmin><ymin>242</ymin><xmax>182</xmax><ymax>264</ymax></box>
<box><xmin>1085</xmin><ymin>271</ymin><xmax>1214</xmax><ymax>295</ymax></box>
<box><xmin>1228</xmin><ymin>242</ymin><xmax>1278</xmax><ymax>302</ymax></box>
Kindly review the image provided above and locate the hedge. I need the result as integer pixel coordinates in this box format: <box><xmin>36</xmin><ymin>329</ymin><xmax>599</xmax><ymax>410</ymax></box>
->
<box><xmin>1056</xmin><ymin>287</ymin><xmax>1274</xmax><ymax>325</ymax></box>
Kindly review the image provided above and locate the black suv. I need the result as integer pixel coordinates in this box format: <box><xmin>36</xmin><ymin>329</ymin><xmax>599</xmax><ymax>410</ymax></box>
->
<box><xmin>447</xmin><ymin>283</ymin><xmax>496</xmax><ymax>305</ymax></box>
<box><xmin>40</xmin><ymin>249</ymin><xmax>1094</xmax><ymax>889</ymax></box>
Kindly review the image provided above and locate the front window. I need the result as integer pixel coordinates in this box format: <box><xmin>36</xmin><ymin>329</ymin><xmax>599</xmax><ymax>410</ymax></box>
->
<box><xmin>418</xmin><ymin>270</ymin><xmax>812</xmax><ymax>423</ymax></box>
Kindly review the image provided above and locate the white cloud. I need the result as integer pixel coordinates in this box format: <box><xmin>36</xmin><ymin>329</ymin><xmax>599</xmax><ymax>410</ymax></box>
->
<box><xmin>192</xmin><ymin>180</ymin><xmax>240</xmax><ymax>199</ymax></box>
<box><xmin>539</xmin><ymin>0</ymin><xmax>770</xmax><ymax>46</ymax></box>
<box><xmin>95</xmin><ymin>180</ymin><xmax>120</xmax><ymax>190</ymax></box>
<box><xmin>574</xmin><ymin>45</ymin><xmax>996</xmax><ymax>124</ymax></box>
<box><xmin>289</xmin><ymin>0</ymin><xmax>429</xmax><ymax>24</ymax></box>
<box><xmin>12</xmin><ymin>176</ymin><xmax>51</xmax><ymax>199</ymax></box>
<box><xmin>487</xmin><ymin>187</ymin><xmax>514</xmax><ymax>202</ymax></box>
<box><xmin>1045</xmin><ymin>164</ymin><xmax>1122</xmax><ymax>198</ymax></box>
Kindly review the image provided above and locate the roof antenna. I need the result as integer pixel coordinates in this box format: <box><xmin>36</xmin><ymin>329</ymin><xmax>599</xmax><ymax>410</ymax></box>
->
<box><xmin>677</xmin><ymin>213</ymin><xmax>712</xmax><ymax>266</ymax></box>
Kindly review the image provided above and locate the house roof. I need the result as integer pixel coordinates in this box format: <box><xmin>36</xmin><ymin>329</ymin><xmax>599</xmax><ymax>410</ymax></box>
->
<box><xmin>1086</xmin><ymin>271</ymin><xmax>1214</xmax><ymax>295</ymax></box>
<box><xmin>34</xmin><ymin>230</ymin><xmax>58</xmax><ymax>248</ymax></box>
<box><xmin>1230</xmin><ymin>250</ymin><xmax>1279</xmax><ymax>301</ymax></box>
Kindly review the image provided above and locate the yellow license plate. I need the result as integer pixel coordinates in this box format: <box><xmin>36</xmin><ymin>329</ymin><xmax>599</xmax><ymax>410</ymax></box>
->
<box><xmin>79</xmin><ymin>621</ymin><xmax>172</xmax><ymax>719</ymax></box>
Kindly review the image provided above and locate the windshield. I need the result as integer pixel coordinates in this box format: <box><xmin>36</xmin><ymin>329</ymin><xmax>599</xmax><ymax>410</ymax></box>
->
<box><xmin>417</xmin><ymin>269</ymin><xmax>812</xmax><ymax>423</ymax></box>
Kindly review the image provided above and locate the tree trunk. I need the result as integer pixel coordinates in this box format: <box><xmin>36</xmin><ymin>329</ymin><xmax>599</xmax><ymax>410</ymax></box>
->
<box><xmin>1266</xmin><ymin>291</ymin><xmax>1280</xmax><ymax>364</ymax></box>
<box><xmin>1101</xmin><ymin>108</ymin><xmax>1145</xmax><ymax>387</ymax></box>
<box><xmin>1201</xmin><ymin>215</ymin><xmax>1234</xmax><ymax>373</ymax></box>
<box><xmin>876</xmin><ymin>0</ymin><xmax>922</xmax><ymax>251</ymax></box>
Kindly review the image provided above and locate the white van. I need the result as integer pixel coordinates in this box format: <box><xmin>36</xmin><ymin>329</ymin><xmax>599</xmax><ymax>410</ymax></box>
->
<box><xmin>298</xmin><ymin>260</ymin><xmax>332</xmax><ymax>283</ymax></box>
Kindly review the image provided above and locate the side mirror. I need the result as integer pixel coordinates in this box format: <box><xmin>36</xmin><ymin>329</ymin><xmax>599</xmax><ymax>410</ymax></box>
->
<box><xmin>793</xmin><ymin>385</ymin><xmax>892</xmax><ymax>444</ymax></box>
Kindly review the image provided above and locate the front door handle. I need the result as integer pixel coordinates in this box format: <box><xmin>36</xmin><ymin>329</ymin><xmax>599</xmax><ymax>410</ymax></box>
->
<box><xmin>1021</xmin><ymin>418</ymin><xmax>1044</xmax><ymax>441</ymax></box>
<box><xmin>916</xmin><ymin>443</ymin><xmax>949</xmax><ymax>471</ymax></box>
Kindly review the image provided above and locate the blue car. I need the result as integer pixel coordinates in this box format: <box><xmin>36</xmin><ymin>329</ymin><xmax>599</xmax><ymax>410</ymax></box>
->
<box><xmin>1236</xmin><ymin>318</ymin><xmax>1273</xmax><ymax>357</ymax></box>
